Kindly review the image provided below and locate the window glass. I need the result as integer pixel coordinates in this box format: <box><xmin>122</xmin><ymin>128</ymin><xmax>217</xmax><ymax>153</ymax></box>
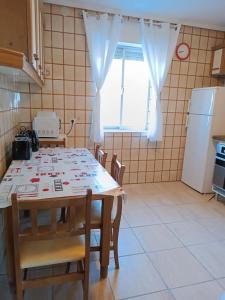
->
<box><xmin>101</xmin><ymin>44</ymin><xmax>149</xmax><ymax>131</ymax></box>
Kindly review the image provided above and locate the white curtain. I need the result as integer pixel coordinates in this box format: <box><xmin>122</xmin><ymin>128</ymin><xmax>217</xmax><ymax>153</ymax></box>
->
<box><xmin>83</xmin><ymin>12</ymin><xmax>122</xmax><ymax>143</ymax></box>
<box><xmin>140</xmin><ymin>20</ymin><xmax>181</xmax><ymax>141</ymax></box>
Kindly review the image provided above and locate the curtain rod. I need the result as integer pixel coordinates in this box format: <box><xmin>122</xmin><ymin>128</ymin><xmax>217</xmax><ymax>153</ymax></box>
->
<box><xmin>80</xmin><ymin>10</ymin><xmax>179</xmax><ymax>28</ymax></box>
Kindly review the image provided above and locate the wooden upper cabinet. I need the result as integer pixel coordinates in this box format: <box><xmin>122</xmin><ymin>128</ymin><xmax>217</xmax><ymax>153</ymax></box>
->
<box><xmin>0</xmin><ymin>0</ymin><xmax>28</xmax><ymax>54</ymax></box>
<box><xmin>0</xmin><ymin>0</ymin><xmax>44</xmax><ymax>82</ymax></box>
<box><xmin>36</xmin><ymin>0</ymin><xmax>44</xmax><ymax>81</ymax></box>
<box><xmin>211</xmin><ymin>45</ymin><xmax>225</xmax><ymax>76</ymax></box>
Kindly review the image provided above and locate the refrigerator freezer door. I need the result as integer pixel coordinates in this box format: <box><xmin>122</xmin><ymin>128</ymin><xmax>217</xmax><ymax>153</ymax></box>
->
<box><xmin>182</xmin><ymin>114</ymin><xmax>214</xmax><ymax>193</ymax></box>
<box><xmin>189</xmin><ymin>88</ymin><xmax>216</xmax><ymax>115</ymax></box>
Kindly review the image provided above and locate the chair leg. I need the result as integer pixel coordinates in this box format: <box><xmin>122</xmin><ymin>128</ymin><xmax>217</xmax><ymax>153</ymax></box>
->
<box><xmin>15</xmin><ymin>271</ymin><xmax>24</xmax><ymax>300</ymax></box>
<box><xmin>113</xmin><ymin>225</ymin><xmax>120</xmax><ymax>269</ymax></box>
<box><xmin>99</xmin><ymin>228</ymin><xmax>103</xmax><ymax>262</ymax></box>
<box><xmin>16</xmin><ymin>288</ymin><xmax>23</xmax><ymax>300</ymax></box>
<box><xmin>59</xmin><ymin>208</ymin><xmax>66</xmax><ymax>223</ymax></box>
<box><xmin>77</xmin><ymin>260</ymin><xmax>83</xmax><ymax>273</ymax></box>
<box><xmin>112</xmin><ymin>196</ymin><xmax>122</xmax><ymax>269</ymax></box>
<box><xmin>66</xmin><ymin>262</ymin><xmax>70</xmax><ymax>273</ymax></box>
<box><xmin>23</xmin><ymin>268</ymin><xmax>28</xmax><ymax>280</ymax></box>
<box><xmin>83</xmin><ymin>259</ymin><xmax>89</xmax><ymax>300</ymax></box>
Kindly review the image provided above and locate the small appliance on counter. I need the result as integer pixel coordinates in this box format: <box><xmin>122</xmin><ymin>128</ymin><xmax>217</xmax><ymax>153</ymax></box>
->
<box><xmin>12</xmin><ymin>128</ymin><xmax>39</xmax><ymax>160</ymax></box>
<box><xmin>33</xmin><ymin>111</ymin><xmax>60</xmax><ymax>138</ymax></box>
<box><xmin>12</xmin><ymin>136</ymin><xmax>32</xmax><ymax>160</ymax></box>
<box><xmin>26</xmin><ymin>129</ymin><xmax>40</xmax><ymax>152</ymax></box>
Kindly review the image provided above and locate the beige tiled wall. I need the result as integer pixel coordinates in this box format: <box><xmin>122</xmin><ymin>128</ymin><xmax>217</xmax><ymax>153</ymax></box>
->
<box><xmin>0</xmin><ymin>75</ymin><xmax>20</xmax><ymax>179</ymax></box>
<box><xmin>18</xmin><ymin>3</ymin><xmax>225</xmax><ymax>184</ymax></box>
<box><xmin>0</xmin><ymin>74</ymin><xmax>20</xmax><ymax>273</ymax></box>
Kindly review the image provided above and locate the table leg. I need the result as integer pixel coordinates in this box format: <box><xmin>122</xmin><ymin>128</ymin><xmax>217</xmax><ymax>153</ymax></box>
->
<box><xmin>100</xmin><ymin>197</ymin><xmax>113</xmax><ymax>279</ymax></box>
<box><xmin>5</xmin><ymin>206</ymin><xmax>15</xmax><ymax>284</ymax></box>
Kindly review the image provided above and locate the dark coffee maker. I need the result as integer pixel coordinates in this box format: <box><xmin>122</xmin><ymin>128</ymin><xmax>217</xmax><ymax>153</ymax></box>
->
<box><xmin>12</xmin><ymin>128</ymin><xmax>39</xmax><ymax>160</ymax></box>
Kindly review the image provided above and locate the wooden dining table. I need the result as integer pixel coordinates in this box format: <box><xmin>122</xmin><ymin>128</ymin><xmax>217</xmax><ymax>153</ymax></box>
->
<box><xmin>0</xmin><ymin>147</ymin><xmax>123</xmax><ymax>281</ymax></box>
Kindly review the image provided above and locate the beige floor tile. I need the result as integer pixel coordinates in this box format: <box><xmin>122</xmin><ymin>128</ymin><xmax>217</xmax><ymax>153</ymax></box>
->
<box><xmin>130</xmin><ymin>290</ymin><xmax>174</xmax><ymax>300</ymax></box>
<box><xmin>171</xmin><ymin>281</ymin><xmax>224</xmax><ymax>300</ymax></box>
<box><xmin>133</xmin><ymin>224</ymin><xmax>182</xmax><ymax>252</ymax></box>
<box><xmin>134</xmin><ymin>182</ymin><xmax>207</xmax><ymax>208</ymax></box>
<box><xmin>54</xmin><ymin>281</ymin><xmax>83</xmax><ymax>300</ymax></box>
<box><xmin>116</xmin><ymin>228</ymin><xmax>144</xmax><ymax>256</ymax></box>
<box><xmin>178</xmin><ymin>203</ymin><xmax>222</xmax><ymax>220</ymax></box>
<box><xmin>189</xmin><ymin>241</ymin><xmax>225</xmax><ymax>279</ymax></box>
<box><xmin>217</xmin><ymin>277</ymin><xmax>225</xmax><ymax>290</ymax></box>
<box><xmin>124</xmin><ymin>206</ymin><xmax>161</xmax><ymax>227</ymax></box>
<box><xmin>175</xmin><ymin>204</ymin><xmax>198</xmax><ymax>220</ymax></box>
<box><xmin>148</xmin><ymin>248</ymin><xmax>212</xmax><ymax>288</ymax></box>
<box><xmin>151</xmin><ymin>205</ymin><xmax>185</xmax><ymax>223</ymax></box>
<box><xmin>157</xmin><ymin>182</ymin><xmax>207</xmax><ymax>203</ymax></box>
<box><xmin>206</xmin><ymin>197</ymin><xmax>225</xmax><ymax>213</ymax></box>
<box><xmin>142</xmin><ymin>194</ymin><xmax>176</xmax><ymax>207</ymax></box>
<box><xmin>120</xmin><ymin>216</ymin><xmax>130</xmax><ymax>228</ymax></box>
<box><xmin>108</xmin><ymin>254</ymin><xmax>166</xmax><ymax>299</ymax></box>
<box><xmin>0</xmin><ymin>275</ymin><xmax>15</xmax><ymax>300</ymax></box>
<box><xmin>167</xmin><ymin>220</ymin><xmax>216</xmax><ymax>246</ymax></box>
<box><xmin>95</xmin><ymin>228</ymin><xmax>144</xmax><ymax>257</ymax></box>
<box><xmin>89</xmin><ymin>261</ymin><xmax>114</xmax><ymax>300</ymax></box>
<box><xmin>124</xmin><ymin>195</ymin><xmax>149</xmax><ymax>210</ymax></box>
<box><xmin>217</xmin><ymin>278</ymin><xmax>225</xmax><ymax>288</ymax></box>
<box><xmin>25</xmin><ymin>268</ymin><xmax>53</xmax><ymax>300</ymax></box>
<box><xmin>196</xmin><ymin>216</ymin><xmax>225</xmax><ymax>240</ymax></box>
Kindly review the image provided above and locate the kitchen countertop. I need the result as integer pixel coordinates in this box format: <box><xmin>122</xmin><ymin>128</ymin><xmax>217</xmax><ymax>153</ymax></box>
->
<box><xmin>212</xmin><ymin>135</ymin><xmax>225</xmax><ymax>142</ymax></box>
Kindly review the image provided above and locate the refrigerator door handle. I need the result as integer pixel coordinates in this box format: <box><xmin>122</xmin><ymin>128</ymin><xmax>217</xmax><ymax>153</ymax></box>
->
<box><xmin>185</xmin><ymin>100</ymin><xmax>191</xmax><ymax>128</ymax></box>
<box><xmin>187</xmin><ymin>99</ymin><xmax>191</xmax><ymax>113</ymax></box>
<box><xmin>185</xmin><ymin>113</ymin><xmax>189</xmax><ymax>128</ymax></box>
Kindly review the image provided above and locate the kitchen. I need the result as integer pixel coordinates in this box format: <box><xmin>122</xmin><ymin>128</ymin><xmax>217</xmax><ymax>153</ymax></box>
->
<box><xmin>1</xmin><ymin>0</ymin><xmax>225</xmax><ymax>299</ymax></box>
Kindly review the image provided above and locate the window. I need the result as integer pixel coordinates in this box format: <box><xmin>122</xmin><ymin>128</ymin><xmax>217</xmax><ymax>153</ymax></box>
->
<box><xmin>101</xmin><ymin>44</ymin><xmax>150</xmax><ymax>132</ymax></box>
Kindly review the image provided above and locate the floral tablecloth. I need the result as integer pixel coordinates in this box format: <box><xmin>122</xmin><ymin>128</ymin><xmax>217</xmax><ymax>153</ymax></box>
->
<box><xmin>0</xmin><ymin>148</ymin><xmax>121</xmax><ymax>208</ymax></box>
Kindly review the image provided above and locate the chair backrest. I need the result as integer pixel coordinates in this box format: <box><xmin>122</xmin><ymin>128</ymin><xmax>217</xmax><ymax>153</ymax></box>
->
<box><xmin>95</xmin><ymin>144</ymin><xmax>107</xmax><ymax>168</ymax></box>
<box><xmin>111</xmin><ymin>154</ymin><xmax>125</xmax><ymax>186</ymax></box>
<box><xmin>11</xmin><ymin>191</ymin><xmax>92</xmax><ymax>246</ymax></box>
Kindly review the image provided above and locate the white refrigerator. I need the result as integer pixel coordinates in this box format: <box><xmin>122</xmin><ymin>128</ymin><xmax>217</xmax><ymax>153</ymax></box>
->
<box><xmin>182</xmin><ymin>87</ymin><xmax>225</xmax><ymax>193</ymax></box>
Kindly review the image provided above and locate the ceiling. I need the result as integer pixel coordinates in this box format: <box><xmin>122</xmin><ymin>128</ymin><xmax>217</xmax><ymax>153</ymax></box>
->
<box><xmin>45</xmin><ymin>0</ymin><xmax>225</xmax><ymax>31</ymax></box>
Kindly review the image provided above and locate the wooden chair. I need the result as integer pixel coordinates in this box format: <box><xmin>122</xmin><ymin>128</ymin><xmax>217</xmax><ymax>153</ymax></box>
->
<box><xmin>95</xmin><ymin>144</ymin><xmax>107</xmax><ymax>168</ymax></box>
<box><xmin>11</xmin><ymin>190</ymin><xmax>92</xmax><ymax>300</ymax></box>
<box><xmin>91</xmin><ymin>154</ymin><xmax>125</xmax><ymax>269</ymax></box>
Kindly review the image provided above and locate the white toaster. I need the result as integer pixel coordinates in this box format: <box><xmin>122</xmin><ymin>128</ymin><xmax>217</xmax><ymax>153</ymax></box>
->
<box><xmin>33</xmin><ymin>111</ymin><xmax>60</xmax><ymax>138</ymax></box>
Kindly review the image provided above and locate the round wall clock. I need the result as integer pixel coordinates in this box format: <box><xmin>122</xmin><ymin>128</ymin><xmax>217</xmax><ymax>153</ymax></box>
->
<box><xmin>176</xmin><ymin>43</ymin><xmax>190</xmax><ymax>60</ymax></box>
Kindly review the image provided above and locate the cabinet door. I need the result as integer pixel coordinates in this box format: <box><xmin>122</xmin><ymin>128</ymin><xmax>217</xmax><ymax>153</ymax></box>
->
<box><xmin>0</xmin><ymin>0</ymin><xmax>28</xmax><ymax>55</ymax></box>
<box><xmin>212</xmin><ymin>49</ymin><xmax>222</xmax><ymax>75</ymax></box>
<box><xmin>211</xmin><ymin>47</ymin><xmax>225</xmax><ymax>76</ymax></box>
<box><xmin>27</xmin><ymin>0</ymin><xmax>42</xmax><ymax>72</ymax></box>
<box><xmin>36</xmin><ymin>0</ymin><xmax>44</xmax><ymax>81</ymax></box>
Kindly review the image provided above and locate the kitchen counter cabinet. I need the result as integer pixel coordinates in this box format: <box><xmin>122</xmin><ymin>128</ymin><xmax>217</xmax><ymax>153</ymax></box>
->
<box><xmin>211</xmin><ymin>44</ymin><xmax>225</xmax><ymax>76</ymax></box>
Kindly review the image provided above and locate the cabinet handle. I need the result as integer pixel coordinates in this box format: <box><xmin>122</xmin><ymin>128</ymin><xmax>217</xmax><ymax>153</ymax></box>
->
<box><xmin>33</xmin><ymin>54</ymin><xmax>39</xmax><ymax>61</ymax></box>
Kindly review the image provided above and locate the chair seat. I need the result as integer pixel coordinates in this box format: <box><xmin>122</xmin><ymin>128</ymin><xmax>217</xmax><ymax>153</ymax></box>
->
<box><xmin>91</xmin><ymin>200</ymin><xmax>116</xmax><ymax>224</ymax></box>
<box><xmin>20</xmin><ymin>236</ymin><xmax>85</xmax><ymax>269</ymax></box>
